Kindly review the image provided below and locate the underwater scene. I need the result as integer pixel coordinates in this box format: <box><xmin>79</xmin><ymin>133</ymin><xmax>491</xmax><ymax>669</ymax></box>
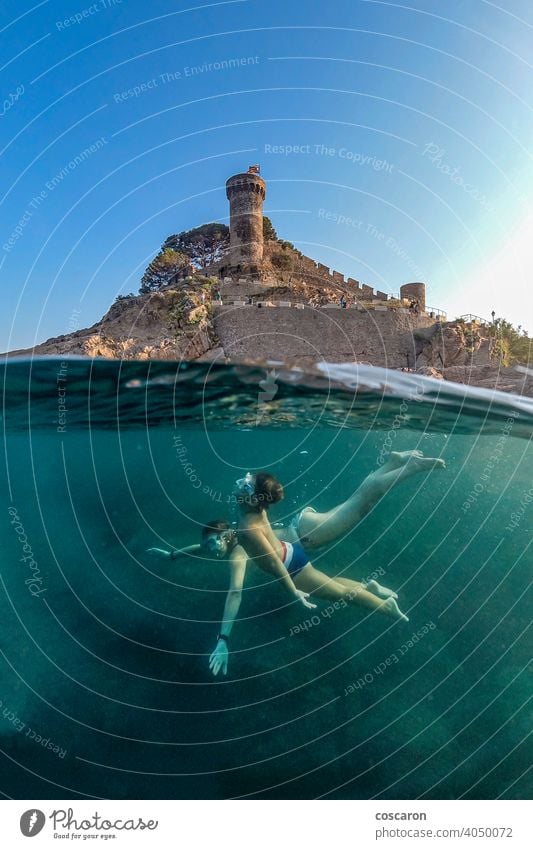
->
<box><xmin>1</xmin><ymin>357</ymin><xmax>531</xmax><ymax>800</ymax></box>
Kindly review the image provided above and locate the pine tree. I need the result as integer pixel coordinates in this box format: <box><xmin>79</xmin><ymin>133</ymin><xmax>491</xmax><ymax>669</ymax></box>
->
<box><xmin>140</xmin><ymin>249</ymin><xmax>190</xmax><ymax>293</ymax></box>
<box><xmin>163</xmin><ymin>223</ymin><xmax>230</xmax><ymax>269</ymax></box>
<box><xmin>263</xmin><ymin>216</ymin><xmax>277</xmax><ymax>241</ymax></box>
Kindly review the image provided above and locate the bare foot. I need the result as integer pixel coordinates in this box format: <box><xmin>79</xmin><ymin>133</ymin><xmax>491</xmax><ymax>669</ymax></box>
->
<box><xmin>382</xmin><ymin>597</ymin><xmax>409</xmax><ymax>622</ymax></box>
<box><xmin>365</xmin><ymin>579</ymin><xmax>398</xmax><ymax>600</ymax></box>
<box><xmin>384</xmin><ymin>449</ymin><xmax>446</xmax><ymax>474</ymax></box>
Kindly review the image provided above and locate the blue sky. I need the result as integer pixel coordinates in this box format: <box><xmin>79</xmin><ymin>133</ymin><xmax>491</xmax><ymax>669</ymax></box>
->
<box><xmin>1</xmin><ymin>0</ymin><xmax>532</xmax><ymax>350</ymax></box>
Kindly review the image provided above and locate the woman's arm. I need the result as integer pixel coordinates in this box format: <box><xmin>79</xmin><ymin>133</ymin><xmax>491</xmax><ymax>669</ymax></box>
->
<box><xmin>219</xmin><ymin>548</ymin><xmax>246</xmax><ymax>638</ymax></box>
<box><xmin>209</xmin><ymin>547</ymin><xmax>247</xmax><ymax>677</ymax></box>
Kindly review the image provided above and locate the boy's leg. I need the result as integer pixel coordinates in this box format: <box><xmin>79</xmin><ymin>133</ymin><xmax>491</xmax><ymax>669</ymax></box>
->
<box><xmin>298</xmin><ymin>450</ymin><xmax>445</xmax><ymax>549</ymax></box>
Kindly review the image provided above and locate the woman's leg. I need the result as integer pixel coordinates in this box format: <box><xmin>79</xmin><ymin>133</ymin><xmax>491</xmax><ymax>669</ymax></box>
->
<box><xmin>294</xmin><ymin>565</ymin><xmax>408</xmax><ymax>621</ymax></box>
<box><xmin>298</xmin><ymin>450</ymin><xmax>446</xmax><ymax>549</ymax></box>
<box><xmin>335</xmin><ymin>575</ymin><xmax>398</xmax><ymax>600</ymax></box>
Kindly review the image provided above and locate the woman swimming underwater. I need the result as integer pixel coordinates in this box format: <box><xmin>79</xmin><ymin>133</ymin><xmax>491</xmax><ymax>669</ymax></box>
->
<box><xmin>148</xmin><ymin>451</ymin><xmax>445</xmax><ymax>674</ymax></box>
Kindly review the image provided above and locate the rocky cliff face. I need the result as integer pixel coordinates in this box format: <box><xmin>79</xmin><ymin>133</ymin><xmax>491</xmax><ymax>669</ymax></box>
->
<box><xmin>410</xmin><ymin>320</ymin><xmax>533</xmax><ymax>395</ymax></box>
<box><xmin>413</xmin><ymin>321</ymin><xmax>490</xmax><ymax>369</ymax></box>
<box><xmin>5</xmin><ymin>282</ymin><xmax>219</xmax><ymax>361</ymax></box>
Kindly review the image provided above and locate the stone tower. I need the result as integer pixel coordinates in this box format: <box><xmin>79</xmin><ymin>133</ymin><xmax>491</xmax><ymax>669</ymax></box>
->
<box><xmin>400</xmin><ymin>281</ymin><xmax>426</xmax><ymax>312</ymax></box>
<box><xmin>226</xmin><ymin>165</ymin><xmax>266</xmax><ymax>266</ymax></box>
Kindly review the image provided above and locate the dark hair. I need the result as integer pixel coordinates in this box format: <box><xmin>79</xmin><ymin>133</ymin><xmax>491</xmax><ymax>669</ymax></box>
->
<box><xmin>201</xmin><ymin>519</ymin><xmax>230</xmax><ymax>538</ymax></box>
<box><xmin>253</xmin><ymin>472</ymin><xmax>284</xmax><ymax>508</ymax></box>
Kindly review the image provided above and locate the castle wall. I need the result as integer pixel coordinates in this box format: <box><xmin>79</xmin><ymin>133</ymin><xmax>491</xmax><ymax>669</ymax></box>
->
<box><xmin>213</xmin><ymin>305</ymin><xmax>434</xmax><ymax>368</ymax></box>
<box><xmin>222</xmin><ymin>172</ymin><xmax>434</xmax><ymax>311</ymax></box>
<box><xmin>295</xmin><ymin>253</ymin><xmax>401</xmax><ymax>303</ymax></box>
<box><xmin>347</xmin><ymin>278</ymin><xmax>361</xmax><ymax>291</ymax></box>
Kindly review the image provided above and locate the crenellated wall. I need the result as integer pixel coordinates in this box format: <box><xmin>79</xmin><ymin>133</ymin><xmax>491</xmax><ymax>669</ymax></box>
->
<box><xmin>293</xmin><ymin>252</ymin><xmax>405</xmax><ymax>303</ymax></box>
<box><xmin>214</xmin><ymin>244</ymin><xmax>436</xmax><ymax>312</ymax></box>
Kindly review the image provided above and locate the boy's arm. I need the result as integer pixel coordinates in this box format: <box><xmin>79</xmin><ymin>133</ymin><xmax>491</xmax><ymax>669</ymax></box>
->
<box><xmin>146</xmin><ymin>543</ymin><xmax>202</xmax><ymax>560</ymax></box>
<box><xmin>209</xmin><ymin>547</ymin><xmax>247</xmax><ymax>677</ymax></box>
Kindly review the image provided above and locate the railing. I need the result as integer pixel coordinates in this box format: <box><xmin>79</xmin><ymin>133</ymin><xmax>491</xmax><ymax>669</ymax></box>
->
<box><xmin>356</xmin><ymin>298</ymin><xmax>447</xmax><ymax>320</ymax></box>
<box><xmin>217</xmin><ymin>301</ymin><xmax>449</xmax><ymax>318</ymax></box>
<box><xmin>458</xmin><ymin>313</ymin><xmax>491</xmax><ymax>325</ymax></box>
<box><xmin>426</xmin><ymin>306</ymin><xmax>447</xmax><ymax>319</ymax></box>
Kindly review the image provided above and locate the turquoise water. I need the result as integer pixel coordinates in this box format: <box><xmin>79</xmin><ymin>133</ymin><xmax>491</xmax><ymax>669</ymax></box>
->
<box><xmin>1</xmin><ymin>358</ymin><xmax>531</xmax><ymax>800</ymax></box>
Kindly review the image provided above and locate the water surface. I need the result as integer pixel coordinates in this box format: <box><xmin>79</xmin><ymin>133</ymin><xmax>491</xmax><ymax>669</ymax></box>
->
<box><xmin>1</xmin><ymin>358</ymin><xmax>531</xmax><ymax>799</ymax></box>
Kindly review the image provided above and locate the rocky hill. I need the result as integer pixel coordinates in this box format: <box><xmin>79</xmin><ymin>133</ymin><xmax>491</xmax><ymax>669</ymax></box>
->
<box><xmin>4</xmin><ymin>242</ymin><xmax>532</xmax><ymax>398</ymax></box>
<box><xmin>6</xmin><ymin>279</ymin><xmax>217</xmax><ymax>361</ymax></box>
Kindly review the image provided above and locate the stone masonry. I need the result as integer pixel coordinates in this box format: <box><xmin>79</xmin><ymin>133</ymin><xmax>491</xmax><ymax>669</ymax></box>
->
<box><xmin>225</xmin><ymin>166</ymin><xmax>266</xmax><ymax>266</ymax></box>
<box><xmin>213</xmin><ymin>303</ymin><xmax>434</xmax><ymax>368</ymax></box>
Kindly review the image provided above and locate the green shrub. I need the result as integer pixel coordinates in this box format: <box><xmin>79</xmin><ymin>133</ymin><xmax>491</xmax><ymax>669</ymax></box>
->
<box><xmin>271</xmin><ymin>251</ymin><xmax>294</xmax><ymax>271</ymax></box>
<box><xmin>489</xmin><ymin>318</ymin><xmax>531</xmax><ymax>365</ymax></box>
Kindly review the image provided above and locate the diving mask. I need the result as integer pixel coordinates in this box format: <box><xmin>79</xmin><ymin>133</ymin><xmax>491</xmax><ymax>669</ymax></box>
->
<box><xmin>204</xmin><ymin>531</ymin><xmax>234</xmax><ymax>555</ymax></box>
<box><xmin>235</xmin><ymin>472</ymin><xmax>255</xmax><ymax>496</ymax></box>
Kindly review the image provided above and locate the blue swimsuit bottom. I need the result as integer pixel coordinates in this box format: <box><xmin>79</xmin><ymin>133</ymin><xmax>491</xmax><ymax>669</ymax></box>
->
<box><xmin>281</xmin><ymin>541</ymin><xmax>310</xmax><ymax>578</ymax></box>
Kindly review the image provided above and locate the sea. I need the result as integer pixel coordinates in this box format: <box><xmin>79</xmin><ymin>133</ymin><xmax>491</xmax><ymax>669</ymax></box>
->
<box><xmin>0</xmin><ymin>357</ymin><xmax>531</xmax><ymax>800</ymax></box>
